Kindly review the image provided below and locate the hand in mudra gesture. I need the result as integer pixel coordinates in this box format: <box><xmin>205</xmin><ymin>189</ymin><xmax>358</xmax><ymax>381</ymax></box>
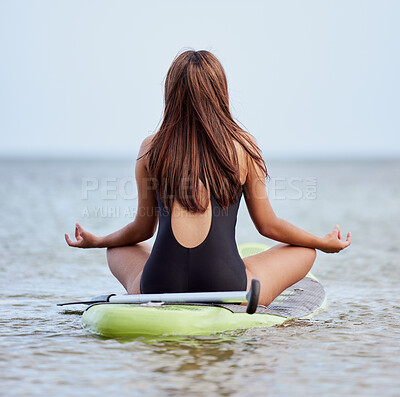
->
<box><xmin>65</xmin><ymin>223</ymin><xmax>100</xmax><ymax>249</ymax></box>
<box><xmin>320</xmin><ymin>225</ymin><xmax>351</xmax><ymax>253</ymax></box>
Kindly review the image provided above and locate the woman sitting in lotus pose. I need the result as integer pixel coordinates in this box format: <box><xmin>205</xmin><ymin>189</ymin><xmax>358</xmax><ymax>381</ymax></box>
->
<box><xmin>65</xmin><ymin>50</ymin><xmax>351</xmax><ymax>306</ymax></box>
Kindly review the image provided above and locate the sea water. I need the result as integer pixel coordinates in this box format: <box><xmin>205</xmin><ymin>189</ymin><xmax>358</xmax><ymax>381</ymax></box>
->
<box><xmin>0</xmin><ymin>158</ymin><xmax>399</xmax><ymax>396</ymax></box>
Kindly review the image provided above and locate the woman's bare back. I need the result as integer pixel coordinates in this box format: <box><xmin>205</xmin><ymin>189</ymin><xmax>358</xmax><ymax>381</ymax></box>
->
<box><xmin>170</xmin><ymin>140</ymin><xmax>248</xmax><ymax>248</ymax></box>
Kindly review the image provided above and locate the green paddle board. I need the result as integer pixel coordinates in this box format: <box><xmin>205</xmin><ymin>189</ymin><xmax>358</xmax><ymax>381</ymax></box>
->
<box><xmin>81</xmin><ymin>243</ymin><xmax>326</xmax><ymax>338</ymax></box>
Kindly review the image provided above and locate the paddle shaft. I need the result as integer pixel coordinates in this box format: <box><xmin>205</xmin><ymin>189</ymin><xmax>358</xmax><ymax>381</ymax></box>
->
<box><xmin>58</xmin><ymin>279</ymin><xmax>260</xmax><ymax>314</ymax></box>
<box><xmin>108</xmin><ymin>290</ymin><xmax>249</xmax><ymax>304</ymax></box>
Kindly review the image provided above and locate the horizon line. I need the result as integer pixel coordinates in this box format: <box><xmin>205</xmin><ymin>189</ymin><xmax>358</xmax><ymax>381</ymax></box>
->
<box><xmin>0</xmin><ymin>151</ymin><xmax>399</xmax><ymax>162</ymax></box>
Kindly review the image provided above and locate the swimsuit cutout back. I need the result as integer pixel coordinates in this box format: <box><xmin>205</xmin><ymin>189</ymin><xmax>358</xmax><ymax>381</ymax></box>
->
<box><xmin>140</xmin><ymin>179</ymin><xmax>247</xmax><ymax>293</ymax></box>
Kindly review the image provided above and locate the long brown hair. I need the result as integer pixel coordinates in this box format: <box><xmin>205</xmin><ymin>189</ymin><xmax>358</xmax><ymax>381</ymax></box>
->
<box><xmin>144</xmin><ymin>50</ymin><xmax>268</xmax><ymax>212</ymax></box>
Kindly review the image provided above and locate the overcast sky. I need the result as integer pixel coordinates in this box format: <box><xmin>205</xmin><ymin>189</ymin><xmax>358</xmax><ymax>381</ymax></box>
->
<box><xmin>1</xmin><ymin>0</ymin><xmax>399</xmax><ymax>159</ymax></box>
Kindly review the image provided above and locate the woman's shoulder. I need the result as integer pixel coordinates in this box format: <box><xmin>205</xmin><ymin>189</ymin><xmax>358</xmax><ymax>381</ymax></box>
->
<box><xmin>137</xmin><ymin>134</ymin><xmax>156</xmax><ymax>157</ymax></box>
<box><xmin>232</xmin><ymin>132</ymin><xmax>258</xmax><ymax>153</ymax></box>
<box><xmin>136</xmin><ymin>134</ymin><xmax>156</xmax><ymax>176</ymax></box>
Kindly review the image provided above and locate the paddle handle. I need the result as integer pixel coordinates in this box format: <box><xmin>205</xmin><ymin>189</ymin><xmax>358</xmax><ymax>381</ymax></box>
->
<box><xmin>246</xmin><ymin>279</ymin><xmax>260</xmax><ymax>314</ymax></box>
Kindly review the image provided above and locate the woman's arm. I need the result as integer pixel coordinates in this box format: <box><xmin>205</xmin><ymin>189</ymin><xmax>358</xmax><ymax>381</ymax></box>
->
<box><xmin>243</xmin><ymin>152</ymin><xmax>351</xmax><ymax>253</ymax></box>
<box><xmin>65</xmin><ymin>136</ymin><xmax>158</xmax><ymax>249</ymax></box>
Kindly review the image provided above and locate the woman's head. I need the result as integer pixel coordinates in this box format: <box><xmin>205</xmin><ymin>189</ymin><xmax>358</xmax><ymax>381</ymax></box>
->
<box><xmin>145</xmin><ymin>50</ymin><xmax>267</xmax><ymax>212</ymax></box>
<box><xmin>164</xmin><ymin>51</ymin><xmax>230</xmax><ymax>124</ymax></box>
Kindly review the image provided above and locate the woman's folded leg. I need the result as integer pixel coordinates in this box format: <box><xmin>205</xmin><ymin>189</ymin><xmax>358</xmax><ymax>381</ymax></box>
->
<box><xmin>244</xmin><ymin>243</ymin><xmax>317</xmax><ymax>306</ymax></box>
<box><xmin>107</xmin><ymin>242</ymin><xmax>152</xmax><ymax>294</ymax></box>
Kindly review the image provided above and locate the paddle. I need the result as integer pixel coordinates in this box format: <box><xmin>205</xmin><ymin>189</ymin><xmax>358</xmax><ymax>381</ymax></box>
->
<box><xmin>58</xmin><ymin>278</ymin><xmax>261</xmax><ymax>314</ymax></box>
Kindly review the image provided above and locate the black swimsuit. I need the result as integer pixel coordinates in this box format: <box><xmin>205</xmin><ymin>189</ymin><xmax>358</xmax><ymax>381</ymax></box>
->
<box><xmin>140</xmin><ymin>186</ymin><xmax>248</xmax><ymax>293</ymax></box>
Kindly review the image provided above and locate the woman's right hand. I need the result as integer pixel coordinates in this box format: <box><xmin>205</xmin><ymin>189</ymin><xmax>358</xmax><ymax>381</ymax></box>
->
<box><xmin>65</xmin><ymin>223</ymin><xmax>101</xmax><ymax>249</ymax></box>
<box><xmin>319</xmin><ymin>225</ymin><xmax>351</xmax><ymax>253</ymax></box>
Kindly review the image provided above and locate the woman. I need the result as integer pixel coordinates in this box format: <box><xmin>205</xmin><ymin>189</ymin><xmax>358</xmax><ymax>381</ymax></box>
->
<box><xmin>65</xmin><ymin>50</ymin><xmax>351</xmax><ymax>306</ymax></box>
